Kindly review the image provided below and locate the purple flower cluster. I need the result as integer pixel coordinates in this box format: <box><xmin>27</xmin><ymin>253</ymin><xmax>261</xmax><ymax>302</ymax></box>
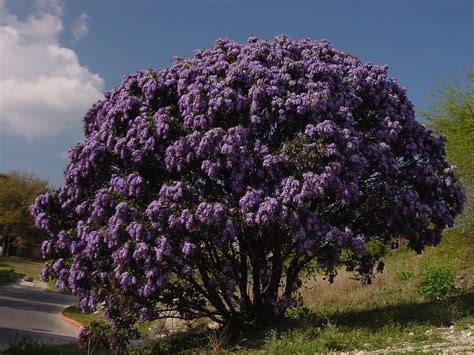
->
<box><xmin>196</xmin><ymin>202</ymin><xmax>227</xmax><ymax>226</ymax></box>
<box><xmin>31</xmin><ymin>36</ymin><xmax>464</xmax><ymax>349</ymax></box>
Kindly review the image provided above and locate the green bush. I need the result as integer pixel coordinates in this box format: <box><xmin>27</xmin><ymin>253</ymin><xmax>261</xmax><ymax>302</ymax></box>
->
<box><xmin>417</xmin><ymin>266</ymin><xmax>456</xmax><ymax>299</ymax></box>
<box><xmin>285</xmin><ymin>306</ymin><xmax>312</xmax><ymax>321</ymax></box>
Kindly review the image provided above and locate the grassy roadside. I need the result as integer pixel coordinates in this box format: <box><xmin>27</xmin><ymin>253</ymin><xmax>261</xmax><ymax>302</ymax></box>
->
<box><xmin>0</xmin><ymin>255</ymin><xmax>44</xmax><ymax>286</ymax></box>
<box><xmin>62</xmin><ymin>305</ymin><xmax>104</xmax><ymax>327</ymax></box>
<box><xmin>62</xmin><ymin>306</ymin><xmax>161</xmax><ymax>339</ymax></box>
<box><xmin>0</xmin><ymin>255</ymin><xmax>58</xmax><ymax>291</ymax></box>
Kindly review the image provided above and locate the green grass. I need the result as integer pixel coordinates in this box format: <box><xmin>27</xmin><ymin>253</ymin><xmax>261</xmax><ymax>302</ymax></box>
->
<box><xmin>0</xmin><ymin>255</ymin><xmax>58</xmax><ymax>291</ymax></box>
<box><xmin>62</xmin><ymin>305</ymin><xmax>157</xmax><ymax>339</ymax></box>
<box><xmin>142</xmin><ymin>291</ymin><xmax>472</xmax><ymax>354</ymax></box>
<box><xmin>62</xmin><ymin>305</ymin><xmax>104</xmax><ymax>327</ymax></box>
<box><xmin>0</xmin><ymin>255</ymin><xmax>44</xmax><ymax>286</ymax></box>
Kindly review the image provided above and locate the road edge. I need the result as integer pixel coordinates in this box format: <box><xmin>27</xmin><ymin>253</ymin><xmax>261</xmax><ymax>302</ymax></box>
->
<box><xmin>58</xmin><ymin>310</ymin><xmax>83</xmax><ymax>329</ymax></box>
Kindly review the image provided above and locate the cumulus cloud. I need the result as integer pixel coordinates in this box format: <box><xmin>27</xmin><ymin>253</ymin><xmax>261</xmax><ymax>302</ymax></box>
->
<box><xmin>72</xmin><ymin>10</ymin><xmax>90</xmax><ymax>40</ymax></box>
<box><xmin>0</xmin><ymin>0</ymin><xmax>104</xmax><ymax>138</ymax></box>
<box><xmin>35</xmin><ymin>0</ymin><xmax>63</xmax><ymax>16</ymax></box>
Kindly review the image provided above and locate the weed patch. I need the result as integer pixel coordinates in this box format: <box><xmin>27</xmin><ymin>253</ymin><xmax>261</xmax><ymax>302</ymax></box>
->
<box><xmin>417</xmin><ymin>266</ymin><xmax>456</xmax><ymax>299</ymax></box>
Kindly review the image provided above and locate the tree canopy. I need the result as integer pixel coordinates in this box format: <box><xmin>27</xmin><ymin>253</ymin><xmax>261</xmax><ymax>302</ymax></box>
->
<box><xmin>31</xmin><ymin>36</ymin><xmax>465</xmax><ymax>349</ymax></box>
<box><xmin>0</xmin><ymin>171</ymin><xmax>49</xmax><ymax>258</ymax></box>
<box><xmin>421</xmin><ymin>70</ymin><xmax>473</xmax><ymax>224</ymax></box>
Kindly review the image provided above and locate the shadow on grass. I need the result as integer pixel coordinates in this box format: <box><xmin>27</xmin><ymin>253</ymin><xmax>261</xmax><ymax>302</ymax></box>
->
<box><xmin>151</xmin><ymin>290</ymin><xmax>474</xmax><ymax>353</ymax></box>
<box><xmin>0</xmin><ymin>329</ymin><xmax>79</xmax><ymax>355</ymax></box>
<box><xmin>329</xmin><ymin>291</ymin><xmax>474</xmax><ymax>330</ymax></box>
<box><xmin>0</xmin><ymin>270</ymin><xmax>25</xmax><ymax>286</ymax></box>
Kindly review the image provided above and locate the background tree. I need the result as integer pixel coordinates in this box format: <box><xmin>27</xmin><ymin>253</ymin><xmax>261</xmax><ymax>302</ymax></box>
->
<box><xmin>420</xmin><ymin>70</ymin><xmax>473</xmax><ymax>224</ymax></box>
<box><xmin>0</xmin><ymin>171</ymin><xmax>50</xmax><ymax>258</ymax></box>
<box><xmin>31</xmin><ymin>36</ymin><xmax>465</xmax><ymax>349</ymax></box>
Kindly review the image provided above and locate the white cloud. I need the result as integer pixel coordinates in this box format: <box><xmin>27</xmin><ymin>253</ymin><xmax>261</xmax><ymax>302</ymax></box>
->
<box><xmin>35</xmin><ymin>0</ymin><xmax>63</xmax><ymax>16</ymax></box>
<box><xmin>72</xmin><ymin>10</ymin><xmax>90</xmax><ymax>41</ymax></box>
<box><xmin>0</xmin><ymin>0</ymin><xmax>104</xmax><ymax>138</ymax></box>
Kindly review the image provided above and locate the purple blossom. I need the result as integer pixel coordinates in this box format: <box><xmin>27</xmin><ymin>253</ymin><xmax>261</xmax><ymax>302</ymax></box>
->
<box><xmin>196</xmin><ymin>202</ymin><xmax>227</xmax><ymax>225</ymax></box>
<box><xmin>30</xmin><ymin>36</ymin><xmax>465</xmax><ymax>350</ymax></box>
<box><xmin>255</xmin><ymin>198</ymin><xmax>280</xmax><ymax>225</ymax></box>
<box><xmin>182</xmin><ymin>241</ymin><xmax>195</xmax><ymax>256</ymax></box>
<box><xmin>222</xmin><ymin>220</ymin><xmax>237</xmax><ymax>241</ymax></box>
<box><xmin>239</xmin><ymin>188</ymin><xmax>263</xmax><ymax>214</ymax></box>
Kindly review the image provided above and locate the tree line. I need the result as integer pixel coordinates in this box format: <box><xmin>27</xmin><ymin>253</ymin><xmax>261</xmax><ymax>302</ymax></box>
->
<box><xmin>0</xmin><ymin>171</ymin><xmax>50</xmax><ymax>258</ymax></box>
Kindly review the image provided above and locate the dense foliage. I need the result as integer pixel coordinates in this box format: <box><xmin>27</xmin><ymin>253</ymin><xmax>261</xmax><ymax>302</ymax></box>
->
<box><xmin>0</xmin><ymin>171</ymin><xmax>49</xmax><ymax>258</ymax></box>
<box><xmin>31</xmin><ymin>36</ymin><xmax>464</xmax><ymax>348</ymax></box>
<box><xmin>421</xmin><ymin>70</ymin><xmax>473</xmax><ymax>223</ymax></box>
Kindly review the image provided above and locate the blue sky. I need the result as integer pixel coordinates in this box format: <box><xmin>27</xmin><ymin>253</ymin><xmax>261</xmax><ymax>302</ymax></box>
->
<box><xmin>0</xmin><ymin>0</ymin><xmax>472</xmax><ymax>186</ymax></box>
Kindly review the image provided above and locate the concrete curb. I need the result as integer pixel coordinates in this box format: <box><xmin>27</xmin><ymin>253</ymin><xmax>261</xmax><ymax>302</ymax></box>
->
<box><xmin>58</xmin><ymin>310</ymin><xmax>83</xmax><ymax>329</ymax></box>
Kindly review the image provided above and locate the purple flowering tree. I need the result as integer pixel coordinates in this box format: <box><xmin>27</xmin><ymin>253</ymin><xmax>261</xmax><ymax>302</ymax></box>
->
<box><xmin>31</xmin><ymin>36</ymin><xmax>464</xmax><ymax>347</ymax></box>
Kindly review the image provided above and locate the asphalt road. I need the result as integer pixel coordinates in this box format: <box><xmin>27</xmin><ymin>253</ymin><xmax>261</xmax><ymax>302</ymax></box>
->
<box><xmin>0</xmin><ymin>279</ymin><xmax>79</xmax><ymax>350</ymax></box>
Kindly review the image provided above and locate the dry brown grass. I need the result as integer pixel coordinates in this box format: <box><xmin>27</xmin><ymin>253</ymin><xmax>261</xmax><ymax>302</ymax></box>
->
<box><xmin>299</xmin><ymin>225</ymin><xmax>474</xmax><ymax>319</ymax></box>
<box><xmin>300</xmin><ymin>249</ymin><xmax>429</xmax><ymax>315</ymax></box>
